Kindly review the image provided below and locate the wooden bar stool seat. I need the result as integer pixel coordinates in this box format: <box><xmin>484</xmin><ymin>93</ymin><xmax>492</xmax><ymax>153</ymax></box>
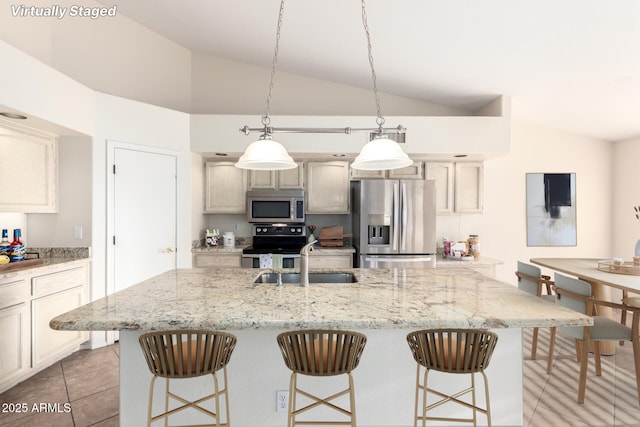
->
<box><xmin>277</xmin><ymin>329</ymin><xmax>367</xmax><ymax>427</ymax></box>
<box><xmin>406</xmin><ymin>329</ymin><xmax>498</xmax><ymax>427</ymax></box>
<box><xmin>138</xmin><ymin>330</ymin><xmax>237</xmax><ymax>427</ymax></box>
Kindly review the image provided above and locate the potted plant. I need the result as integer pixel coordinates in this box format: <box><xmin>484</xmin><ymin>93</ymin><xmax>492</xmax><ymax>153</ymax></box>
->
<box><xmin>307</xmin><ymin>225</ymin><xmax>317</xmax><ymax>243</ymax></box>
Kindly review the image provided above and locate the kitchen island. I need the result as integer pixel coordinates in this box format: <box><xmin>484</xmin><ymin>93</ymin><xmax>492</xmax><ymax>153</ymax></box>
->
<box><xmin>51</xmin><ymin>267</ymin><xmax>590</xmax><ymax>426</ymax></box>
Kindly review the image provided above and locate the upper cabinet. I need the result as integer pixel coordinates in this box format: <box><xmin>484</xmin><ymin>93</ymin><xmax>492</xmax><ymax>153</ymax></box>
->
<box><xmin>0</xmin><ymin>123</ymin><xmax>57</xmax><ymax>213</ymax></box>
<box><xmin>306</xmin><ymin>161</ymin><xmax>350</xmax><ymax>214</ymax></box>
<box><xmin>454</xmin><ymin>162</ymin><xmax>484</xmax><ymax>213</ymax></box>
<box><xmin>426</xmin><ymin>161</ymin><xmax>483</xmax><ymax>214</ymax></box>
<box><xmin>248</xmin><ymin>162</ymin><xmax>304</xmax><ymax>190</ymax></box>
<box><xmin>351</xmin><ymin>161</ymin><xmax>424</xmax><ymax>181</ymax></box>
<box><xmin>204</xmin><ymin>161</ymin><xmax>247</xmax><ymax>213</ymax></box>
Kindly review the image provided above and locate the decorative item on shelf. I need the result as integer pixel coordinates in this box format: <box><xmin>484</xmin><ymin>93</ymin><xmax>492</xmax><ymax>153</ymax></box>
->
<box><xmin>236</xmin><ymin>0</ymin><xmax>410</xmax><ymax>171</ymax></box>
<box><xmin>307</xmin><ymin>225</ymin><xmax>316</xmax><ymax>243</ymax></box>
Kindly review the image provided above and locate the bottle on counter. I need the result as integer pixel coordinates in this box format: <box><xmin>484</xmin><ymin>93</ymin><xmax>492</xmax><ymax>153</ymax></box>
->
<box><xmin>468</xmin><ymin>234</ymin><xmax>480</xmax><ymax>259</ymax></box>
<box><xmin>9</xmin><ymin>228</ymin><xmax>25</xmax><ymax>262</ymax></box>
<box><xmin>442</xmin><ymin>237</ymin><xmax>451</xmax><ymax>258</ymax></box>
<box><xmin>0</xmin><ymin>229</ymin><xmax>10</xmax><ymax>264</ymax></box>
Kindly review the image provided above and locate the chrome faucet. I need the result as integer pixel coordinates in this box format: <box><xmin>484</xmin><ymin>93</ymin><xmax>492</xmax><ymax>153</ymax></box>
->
<box><xmin>299</xmin><ymin>240</ymin><xmax>315</xmax><ymax>287</ymax></box>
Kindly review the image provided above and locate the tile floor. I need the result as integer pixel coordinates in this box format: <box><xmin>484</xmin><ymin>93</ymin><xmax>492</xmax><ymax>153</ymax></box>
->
<box><xmin>1</xmin><ymin>329</ymin><xmax>639</xmax><ymax>426</ymax></box>
<box><xmin>0</xmin><ymin>344</ymin><xmax>119</xmax><ymax>427</ymax></box>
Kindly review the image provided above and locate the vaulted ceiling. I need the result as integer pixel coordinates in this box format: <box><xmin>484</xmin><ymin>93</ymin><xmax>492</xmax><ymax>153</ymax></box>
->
<box><xmin>93</xmin><ymin>0</ymin><xmax>640</xmax><ymax>142</ymax></box>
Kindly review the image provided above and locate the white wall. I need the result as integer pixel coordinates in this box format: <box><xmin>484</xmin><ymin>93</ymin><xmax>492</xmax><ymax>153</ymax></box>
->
<box><xmin>436</xmin><ymin>121</ymin><xmax>613</xmax><ymax>284</ymax></box>
<box><xmin>27</xmin><ymin>136</ymin><xmax>92</xmax><ymax>247</ymax></box>
<box><xmin>612</xmin><ymin>138</ymin><xmax>640</xmax><ymax>258</ymax></box>
<box><xmin>0</xmin><ymin>0</ymin><xmax>192</xmax><ymax>113</ymax></box>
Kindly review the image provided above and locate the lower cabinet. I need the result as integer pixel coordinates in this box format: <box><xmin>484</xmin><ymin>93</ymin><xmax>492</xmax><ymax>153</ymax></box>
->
<box><xmin>32</xmin><ymin>285</ymin><xmax>87</xmax><ymax>368</ymax></box>
<box><xmin>193</xmin><ymin>253</ymin><xmax>242</xmax><ymax>268</ymax></box>
<box><xmin>0</xmin><ymin>260</ymin><xmax>89</xmax><ymax>393</ymax></box>
<box><xmin>309</xmin><ymin>251</ymin><xmax>354</xmax><ymax>268</ymax></box>
<box><xmin>0</xmin><ymin>302</ymin><xmax>29</xmax><ymax>387</ymax></box>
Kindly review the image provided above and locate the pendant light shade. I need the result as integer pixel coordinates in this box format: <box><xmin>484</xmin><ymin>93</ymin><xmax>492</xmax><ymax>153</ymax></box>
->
<box><xmin>351</xmin><ymin>135</ymin><xmax>413</xmax><ymax>170</ymax></box>
<box><xmin>235</xmin><ymin>134</ymin><xmax>297</xmax><ymax>170</ymax></box>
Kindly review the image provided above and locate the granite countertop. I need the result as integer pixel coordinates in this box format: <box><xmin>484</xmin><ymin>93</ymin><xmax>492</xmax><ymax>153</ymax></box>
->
<box><xmin>192</xmin><ymin>246</ymin><xmax>247</xmax><ymax>254</ymax></box>
<box><xmin>437</xmin><ymin>256</ymin><xmax>503</xmax><ymax>267</ymax></box>
<box><xmin>51</xmin><ymin>267</ymin><xmax>591</xmax><ymax>332</ymax></box>
<box><xmin>0</xmin><ymin>251</ymin><xmax>91</xmax><ymax>280</ymax></box>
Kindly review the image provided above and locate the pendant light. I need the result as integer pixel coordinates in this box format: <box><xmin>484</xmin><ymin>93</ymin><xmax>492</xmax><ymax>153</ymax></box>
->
<box><xmin>237</xmin><ymin>0</ymin><xmax>410</xmax><ymax>171</ymax></box>
<box><xmin>235</xmin><ymin>0</ymin><xmax>297</xmax><ymax>171</ymax></box>
<box><xmin>351</xmin><ymin>1</ymin><xmax>412</xmax><ymax>170</ymax></box>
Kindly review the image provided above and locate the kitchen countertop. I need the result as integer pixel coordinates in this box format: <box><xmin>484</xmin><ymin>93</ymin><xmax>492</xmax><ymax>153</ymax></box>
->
<box><xmin>0</xmin><ymin>257</ymin><xmax>90</xmax><ymax>280</ymax></box>
<box><xmin>436</xmin><ymin>255</ymin><xmax>503</xmax><ymax>267</ymax></box>
<box><xmin>191</xmin><ymin>245</ymin><xmax>355</xmax><ymax>255</ymax></box>
<box><xmin>51</xmin><ymin>267</ymin><xmax>590</xmax><ymax>332</ymax></box>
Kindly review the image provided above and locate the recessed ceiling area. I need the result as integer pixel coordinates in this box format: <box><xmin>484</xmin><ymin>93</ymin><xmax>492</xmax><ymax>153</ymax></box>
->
<box><xmin>96</xmin><ymin>0</ymin><xmax>640</xmax><ymax>142</ymax></box>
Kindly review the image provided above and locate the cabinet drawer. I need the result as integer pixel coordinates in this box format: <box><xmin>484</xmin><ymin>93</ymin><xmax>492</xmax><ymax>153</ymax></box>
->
<box><xmin>309</xmin><ymin>255</ymin><xmax>353</xmax><ymax>269</ymax></box>
<box><xmin>31</xmin><ymin>266</ymin><xmax>87</xmax><ymax>298</ymax></box>
<box><xmin>0</xmin><ymin>278</ymin><xmax>28</xmax><ymax>310</ymax></box>
<box><xmin>194</xmin><ymin>254</ymin><xmax>241</xmax><ymax>268</ymax></box>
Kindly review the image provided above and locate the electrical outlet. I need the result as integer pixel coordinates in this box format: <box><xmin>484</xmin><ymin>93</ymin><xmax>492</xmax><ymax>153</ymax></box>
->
<box><xmin>276</xmin><ymin>390</ymin><xmax>289</xmax><ymax>413</ymax></box>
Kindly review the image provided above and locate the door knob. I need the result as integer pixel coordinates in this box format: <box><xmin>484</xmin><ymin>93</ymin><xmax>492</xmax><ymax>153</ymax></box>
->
<box><xmin>162</xmin><ymin>247</ymin><xmax>175</xmax><ymax>253</ymax></box>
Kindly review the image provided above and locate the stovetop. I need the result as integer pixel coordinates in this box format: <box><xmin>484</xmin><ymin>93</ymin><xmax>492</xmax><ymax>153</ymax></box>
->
<box><xmin>242</xmin><ymin>223</ymin><xmax>306</xmax><ymax>255</ymax></box>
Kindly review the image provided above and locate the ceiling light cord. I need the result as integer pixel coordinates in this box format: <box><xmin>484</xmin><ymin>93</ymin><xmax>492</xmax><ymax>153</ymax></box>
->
<box><xmin>361</xmin><ymin>0</ymin><xmax>384</xmax><ymax>132</ymax></box>
<box><xmin>262</xmin><ymin>0</ymin><xmax>286</xmax><ymax>131</ymax></box>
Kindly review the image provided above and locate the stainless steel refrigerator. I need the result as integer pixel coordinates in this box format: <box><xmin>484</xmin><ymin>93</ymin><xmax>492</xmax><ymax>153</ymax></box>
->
<box><xmin>351</xmin><ymin>179</ymin><xmax>437</xmax><ymax>268</ymax></box>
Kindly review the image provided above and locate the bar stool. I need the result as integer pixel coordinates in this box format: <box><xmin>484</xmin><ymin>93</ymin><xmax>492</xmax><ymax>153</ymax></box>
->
<box><xmin>276</xmin><ymin>329</ymin><xmax>367</xmax><ymax>427</ymax></box>
<box><xmin>138</xmin><ymin>330</ymin><xmax>237</xmax><ymax>427</ymax></box>
<box><xmin>406</xmin><ymin>329</ymin><xmax>498</xmax><ymax>427</ymax></box>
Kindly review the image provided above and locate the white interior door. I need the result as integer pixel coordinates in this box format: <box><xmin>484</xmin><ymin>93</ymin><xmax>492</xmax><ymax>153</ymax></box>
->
<box><xmin>113</xmin><ymin>147</ymin><xmax>177</xmax><ymax>293</ymax></box>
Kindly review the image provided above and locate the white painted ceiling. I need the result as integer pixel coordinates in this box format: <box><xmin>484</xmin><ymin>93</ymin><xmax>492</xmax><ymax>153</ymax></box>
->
<box><xmin>99</xmin><ymin>0</ymin><xmax>640</xmax><ymax>142</ymax></box>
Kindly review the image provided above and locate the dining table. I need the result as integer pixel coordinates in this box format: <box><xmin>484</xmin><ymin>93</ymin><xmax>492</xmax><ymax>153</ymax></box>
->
<box><xmin>531</xmin><ymin>257</ymin><xmax>640</xmax><ymax>354</ymax></box>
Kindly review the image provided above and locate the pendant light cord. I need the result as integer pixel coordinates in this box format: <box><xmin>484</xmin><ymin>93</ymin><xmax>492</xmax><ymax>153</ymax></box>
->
<box><xmin>263</xmin><ymin>0</ymin><xmax>286</xmax><ymax>129</ymax></box>
<box><xmin>361</xmin><ymin>0</ymin><xmax>385</xmax><ymax>131</ymax></box>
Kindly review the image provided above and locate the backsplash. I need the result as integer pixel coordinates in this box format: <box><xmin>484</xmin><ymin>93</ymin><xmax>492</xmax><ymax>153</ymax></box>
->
<box><xmin>27</xmin><ymin>247</ymin><xmax>91</xmax><ymax>259</ymax></box>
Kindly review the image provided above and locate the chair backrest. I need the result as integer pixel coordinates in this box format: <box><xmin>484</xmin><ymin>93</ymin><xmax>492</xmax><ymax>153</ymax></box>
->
<box><xmin>277</xmin><ymin>329</ymin><xmax>367</xmax><ymax>376</ymax></box>
<box><xmin>139</xmin><ymin>330</ymin><xmax>237</xmax><ymax>379</ymax></box>
<box><xmin>406</xmin><ymin>329</ymin><xmax>498</xmax><ymax>374</ymax></box>
<box><xmin>516</xmin><ymin>261</ymin><xmax>543</xmax><ymax>296</ymax></box>
<box><xmin>553</xmin><ymin>273</ymin><xmax>591</xmax><ymax>314</ymax></box>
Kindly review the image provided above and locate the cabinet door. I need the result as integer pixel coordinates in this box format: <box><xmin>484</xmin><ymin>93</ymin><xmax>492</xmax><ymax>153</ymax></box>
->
<box><xmin>306</xmin><ymin>161</ymin><xmax>350</xmax><ymax>214</ymax></box>
<box><xmin>278</xmin><ymin>162</ymin><xmax>304</xmax><ymax>189</ymax></box>
<box><xmin>248</xmin><ymin>170</ymin><xmax>277</xmax><ymax>190</ymax></box>
<box><xmin>308</xmin><ymin>255</ymin><xmax>353</xmax><ymax>268</ymax></box>
<box><xmin>0</xmin><ymin>123</ymin><xmax>57</xmax><ymax>213</ymax></box>
<box><xmin>205</xmin><ymin>161</ymin><xmax>247</xmax><ymax>213</ymax></box>
<box><xmin>425</xmin><ymin>162</ymin><xmax>454</xmax><ymax>214</ymax></box>
<box><xmin>32</xmin><ymin>285</ymin><xmax>87</xmax><ymax>368</ymax></box>
<box><xmin>350</xmin><ymin>168</ymin><xmax>385</xmax><ymax>180</ymax></box>
<box><xmin>388</xmin><ymin>161</ymin><xmax>424</xmax><ymax>180</ymax></box>
<box><xmin>0</xmin><ymin>303</ymin><xmax>29</xmax><ymax>385</ymax></box>
<box><xmin>454</xmin><ymin>162</ymin><xmax>484</xmax><ymax>213</ymax></box>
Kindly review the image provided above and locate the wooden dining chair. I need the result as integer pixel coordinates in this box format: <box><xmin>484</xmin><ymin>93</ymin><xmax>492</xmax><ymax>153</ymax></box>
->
<box><xmin>515</xmin><ymin>261</ymin><xmax>555</xmax><ymax>359</ymax></box>
<box><xmin>546</xmin><ymin>273</ymin><xmax>640</xmax><ymax>404</ymax></box>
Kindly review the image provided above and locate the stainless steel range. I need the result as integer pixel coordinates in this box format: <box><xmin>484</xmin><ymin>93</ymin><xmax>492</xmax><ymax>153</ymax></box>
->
<box><xmin>241</xmin><ymin>223</ymin><xmax>306</xmax><ymax>268</ymax></box>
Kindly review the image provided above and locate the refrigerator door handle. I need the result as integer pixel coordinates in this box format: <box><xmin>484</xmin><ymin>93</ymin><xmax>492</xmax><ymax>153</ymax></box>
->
<box><xmin>392</xmin><ymin>182</ymin><xmax>399</xmax><ymax>251</ymax></box>
<box><xmin>401</xmin><ymin>182</ymin><xmax>408</xmax><ymax>251</ymax></box>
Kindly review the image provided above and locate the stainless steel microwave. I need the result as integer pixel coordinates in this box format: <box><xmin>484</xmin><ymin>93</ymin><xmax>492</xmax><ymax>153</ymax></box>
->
<box><xmin>246</xmin><ymin>190</ymin><xmax>305</xmax><ymax>223</ymax></box>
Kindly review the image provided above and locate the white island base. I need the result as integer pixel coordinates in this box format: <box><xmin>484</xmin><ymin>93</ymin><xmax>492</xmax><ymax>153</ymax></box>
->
<box><xmin>120</xmin><ymin>328</ymin><xmax>523</xmax><ymax>427</ymax></box>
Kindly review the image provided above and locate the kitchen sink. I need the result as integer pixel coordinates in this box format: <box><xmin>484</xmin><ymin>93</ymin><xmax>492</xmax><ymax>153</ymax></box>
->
<box><xmin>254</xmin><ymin>272</ymin><xmax>357</xmax><ymax>284</ymax></box>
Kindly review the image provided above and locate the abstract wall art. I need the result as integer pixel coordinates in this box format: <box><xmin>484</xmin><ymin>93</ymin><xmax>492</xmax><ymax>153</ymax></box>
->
<box><xmin>526</xmin><ymin>173</ymin><xmax>577</xmax><ymax>246</ymax></box>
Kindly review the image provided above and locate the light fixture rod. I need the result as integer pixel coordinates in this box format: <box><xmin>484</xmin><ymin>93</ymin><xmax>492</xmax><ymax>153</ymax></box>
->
<box><xmin>240</xmin><ymin>125</ymin><xmax>405</xmax><ymax>135</ymax></box>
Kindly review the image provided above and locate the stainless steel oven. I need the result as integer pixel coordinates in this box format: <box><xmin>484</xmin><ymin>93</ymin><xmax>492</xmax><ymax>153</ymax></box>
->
<box><xmin>246</xmin><ymin>190</ymin><xmax>305</xmax><ymax>223</ymax></box>
<box><xmin>241</xmin><ymin>223</ymin><xmax>306</xmax><ymax>268</ymax></box>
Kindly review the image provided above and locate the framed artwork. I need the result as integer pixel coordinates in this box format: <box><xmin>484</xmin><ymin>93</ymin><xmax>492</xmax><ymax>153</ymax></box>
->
<box><xmin>526</xmin><ymin>173</ymin><xmax>576</xmax><ymax>246</ymax></box>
